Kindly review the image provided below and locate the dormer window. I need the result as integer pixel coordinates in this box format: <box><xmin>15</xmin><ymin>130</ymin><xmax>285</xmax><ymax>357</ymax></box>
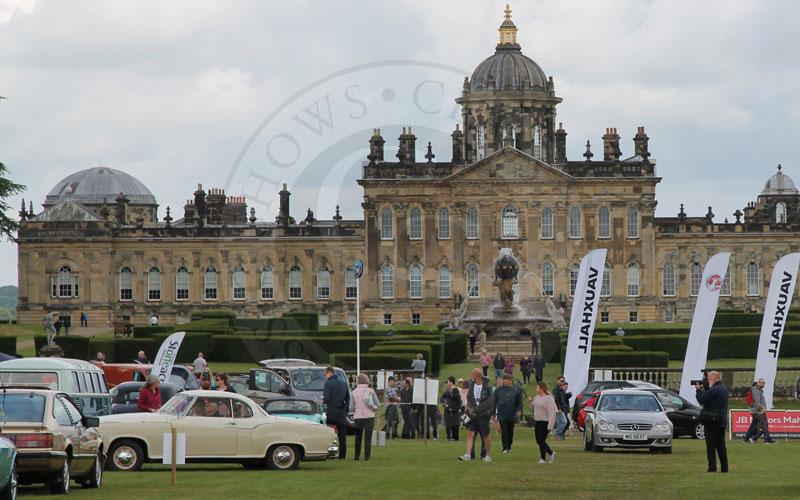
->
<box><xmin>776</xmin><ymin>202</ymin><xmax>787</xmax><ymax>224</ymax></box>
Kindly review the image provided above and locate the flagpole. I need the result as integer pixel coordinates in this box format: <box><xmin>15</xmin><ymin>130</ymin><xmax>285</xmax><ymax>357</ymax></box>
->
<box><xmin>356</xmin><ymin>276</ymin><xmax>361</xmax><ymax>375</ymax></box>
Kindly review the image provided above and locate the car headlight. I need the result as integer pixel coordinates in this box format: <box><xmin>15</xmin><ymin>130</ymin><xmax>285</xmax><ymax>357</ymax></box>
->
<box><xmin>598</xmin><ymin>421</ymin><xmax>615</xmax><ymax>432</ymax></box>
<box><xmin>656</xmin><ymin>422</ymin><xmax>671</xmax><ymax>432</ymax></box>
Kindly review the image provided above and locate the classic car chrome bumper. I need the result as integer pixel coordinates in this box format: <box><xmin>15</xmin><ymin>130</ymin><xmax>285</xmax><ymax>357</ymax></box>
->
<box><xmin>304</xmin><ymin>446</ymin><xmax>339</xmax><ymax>462</ymax></box>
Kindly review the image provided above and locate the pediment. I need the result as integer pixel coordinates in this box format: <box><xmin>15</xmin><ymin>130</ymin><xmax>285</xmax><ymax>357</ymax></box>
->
<box><xmin>33</xmin><ymin>199</ymin><xmax>103</xmax><ymax>222</ymax></box>
<box><xmin>446</xmin><ymin>147</ymin><xmax>572</xmax><ymax>182</ymax></box>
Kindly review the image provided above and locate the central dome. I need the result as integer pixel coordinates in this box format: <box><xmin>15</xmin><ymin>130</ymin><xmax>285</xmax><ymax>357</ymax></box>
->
<box><xmin>761</xmin><ymin>165</ymin><xmax>798</xmax><ymax>196</ymax></box>
<box><xmin>45</xmin><ymin>167</ymin><xmax>156</xmax><ymax>207</ymax></box>
<box><xmin>469</xmin><ymin>46</ymin><xmax>548</xmax><ymax>91</ymax></box>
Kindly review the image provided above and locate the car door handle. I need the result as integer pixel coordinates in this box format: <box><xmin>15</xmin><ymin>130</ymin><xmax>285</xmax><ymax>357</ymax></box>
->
<box><xmin>225</xmin><ymin>422</ymin><xmax>236</xmax><ymax>426</ymax></box>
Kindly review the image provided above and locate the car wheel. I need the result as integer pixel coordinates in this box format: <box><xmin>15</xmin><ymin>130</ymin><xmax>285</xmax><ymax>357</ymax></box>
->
<box><xmin>662</xmin><ymin>446</ymin><xmax>673</xmax><ymax>454</ymax></box>
<box><xmin>0</xmin><ymin>461</ymin><xmax>16</xmax><ymax>500</ymax></box>
<box><xmin>48</xmin><ymin>459</ymin><xmax>70</xmax><ymax>495</ymax></box>
<box><xmin>82</xmin><ymin>451</ymin><xmax>103</xmax><ymax>488</ymax></box>
<box><xmin>267</xmin><ymin>444</ymin><xmax>300</xmax><ymax>471</ymax></box>
<box><xmin>108</xmin><ymin>440</ymin><xmax>144</xmax><ymax>472</ymax></box>
<box><xmin>693</xmin><ymin>422</ymin><xmax>705</xmax><ymax>440</ymax></box>
<box><xmin>592</xmin><ymin>445</ymin><xmax>603</xmax><ymax>453</ymax></box>
<box><xmin>583</xmin><ymin>429</ymin><xmax>592</xmax><ymax>451</ymax></box>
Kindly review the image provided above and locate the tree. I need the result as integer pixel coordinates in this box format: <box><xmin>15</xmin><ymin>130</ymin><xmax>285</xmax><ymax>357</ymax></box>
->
<box><xmin>0</xmin><ymin>162</ymin><xmax>25</xmax><ymax>241</ymax></box>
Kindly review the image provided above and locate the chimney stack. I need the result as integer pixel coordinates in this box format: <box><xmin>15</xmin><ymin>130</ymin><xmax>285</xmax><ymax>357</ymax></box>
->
<box><xmin>277</xmin><ymin>183</ymin><xmax>291</xmax><ymax>228</ymax></box>
<box><xmin>602</xmin><ymin>127</ymin><xmax>621</xmax><ymax>161</ymax></box>
<box><xmin>368</xmin><ymin>128</ymin><xmax>385</xmax><ymax>164</ymax></box>
<box><xmin>451</xmin><ymin>124</ymin><xmax>464</xmax><ymax>163</ymax></box>
<box><xmin>555</xmin><ymin>122</ymin><xmax>567</xmax><ymax>163</ymax></box>
<box><xmin>396</xmin><ymin>127</ymin><xmax>417</xmax><ymax>165</ymax></box>
<box><xmin>633</xmin><ymin>126</ymin><xmax>650</xmax><ymax>161</ymax></box>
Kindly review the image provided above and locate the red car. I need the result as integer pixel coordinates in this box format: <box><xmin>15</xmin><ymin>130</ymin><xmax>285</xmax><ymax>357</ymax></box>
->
<box><xmin>577</xmin><ymin>392</ymin><xmax>600</xmax><ymax>431</ymax></box>
<box><xmin>100</xmin><ymin>363</ymin><xmax>201</xmax><ymax>390</ymax></box>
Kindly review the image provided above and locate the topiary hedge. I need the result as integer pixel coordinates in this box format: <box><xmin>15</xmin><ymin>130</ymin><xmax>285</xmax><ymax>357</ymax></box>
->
<box><xmin>132</xmin><ymin>325</ymin><xmax>174</xmax><ymax>337</ymax></box>
<box><xmin>112</xmin><ymin>338</ymin><xmax>159</xmax><ymax>364</ymax></box>
<box><xmin>713</xmin><ymin>313</ymin><xmax>763</xmax><ymax>328</ymax></box>
<box><xmin>209</xmin><ymin>335</ymin><xmax>385</xmax><ymax>363</ymax></box>
<box><xmin>191</xmin><ymin>310</ymin><xmax>236</xmax><ymax>322</ymax></box>
<box><xmin>368</xmin><ymin>344</ymin><xmax>435</xmax><ymax>373</ymax></box>
<box><xmin>592</xmin><ymin>344</ymin><xmax>634</xmax><ymax>352</ymax></box>
<box><xmin>0</xmin><ymin>336</ymin><xmax>16</xmax><ymax>356</ymax></box>
<box><xmin>151</xmin><ymin>332</ymin><xmax>214</xmax><ymax>363</ymax></box>
<box><xmin>89</xmin><ymin>338</ymin><xmax>117</xmax><ymax>362</ymax></box>
<box><xmin>588</xmin><ymin>350</ymin><xmax>669</xmax><ymax>368</ymax></box>
<box><xmin>34</xmin><ymin>335</ymin><xmax>92</xmax><ymax>360</ymax></box>
<box><xmin>442</xmin><ymin>330</ymin><xmax>468</xmax><ymax>363</ymax></box>
<box><xmin>621</xmin><ymin>332</ymin><xmax>800</xmax><ymax>360</ymax></box>
<box><xmin>330</xmin><ymin>353</ymin><xmax>420</xmax><ymax>371</ymax></box>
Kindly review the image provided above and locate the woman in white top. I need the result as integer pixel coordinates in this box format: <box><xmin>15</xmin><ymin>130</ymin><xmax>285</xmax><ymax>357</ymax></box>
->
<box><xmin>528</xmin><ymin>381</ymin><xmax>558</xmax><ymax>464</ymax></box>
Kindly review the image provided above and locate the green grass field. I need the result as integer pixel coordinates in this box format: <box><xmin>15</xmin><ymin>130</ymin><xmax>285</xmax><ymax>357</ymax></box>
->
<box><xmin>16</xmin><ymin>428</ymin><xmax>800</xmax><ymax>499</ymax></box>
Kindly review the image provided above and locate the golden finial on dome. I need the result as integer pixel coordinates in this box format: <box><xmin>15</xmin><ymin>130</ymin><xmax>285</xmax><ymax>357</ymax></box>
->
<box><xmin>498</xmin><ymin>2</ymin><xmax>518</xmax><ymax>46</ymax></box>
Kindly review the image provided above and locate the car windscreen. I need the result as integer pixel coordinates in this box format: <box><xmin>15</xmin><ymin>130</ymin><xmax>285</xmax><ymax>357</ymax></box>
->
<box><xmin>598</xmin><ymin>394</ymin><xmax>662</xmax><ymax>412</ymax></box>
<box><xmin>0</xmin><ymin>393</ymin><xmax>46</xmax><ymax>422</ymax></box>
<box><xmin>290</xmin><ymin>369</ymin><xmax>327</xmax><ymax>391</ymax></box>
<box><xmin>266</xmin><ymin>400</ymin><xmax>315</xmax><ymax>414</ymax></box>
<box><xmin>158</xmin><ymin>394</ymin><xmax>193</xmax><ymax>416</ymax></box>
<box><xmin>0</xmin><ymin>371</ymin><xmax>59</xmax><ymax>390</ymax></box>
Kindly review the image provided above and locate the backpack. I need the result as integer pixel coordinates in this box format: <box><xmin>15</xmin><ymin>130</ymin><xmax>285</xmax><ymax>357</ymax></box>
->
<box><xmin>745</xmin><ymin>389</ymin><xmax>753</xmax><ymax>406</ymax></box>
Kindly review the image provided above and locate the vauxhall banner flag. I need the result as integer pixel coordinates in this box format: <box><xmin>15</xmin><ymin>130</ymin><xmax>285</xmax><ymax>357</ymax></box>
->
<box><xmin>152</xmin><ymin>331</ymin><xmax>186</xmax><ymax>383</ymax></box>
<box><xmin>755</xmin><ymin>253</ymin><xmax>800</xmax><ymax>409</ymax></box>
<box><xmin>679</xmin><ymin>252</ymin><xmax>731</xmax><ymax>405</ymax></box>
<box><xmin>563</xmin><ymin>248</ymin><xmax>607</xmax><ymax>406</ymax></box>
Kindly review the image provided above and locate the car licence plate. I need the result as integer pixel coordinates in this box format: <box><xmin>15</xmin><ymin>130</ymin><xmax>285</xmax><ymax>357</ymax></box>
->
<box><xmin>623</xmin><ymin>433</ymin><xmax>648</xmax><ymax>441</ymax></box>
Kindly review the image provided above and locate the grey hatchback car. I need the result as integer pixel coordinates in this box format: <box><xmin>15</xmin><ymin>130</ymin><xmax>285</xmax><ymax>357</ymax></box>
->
<box><xmin>583</xmin><ymin>389</ymin><xmax>673</xmax><ymax>454</ymax></box>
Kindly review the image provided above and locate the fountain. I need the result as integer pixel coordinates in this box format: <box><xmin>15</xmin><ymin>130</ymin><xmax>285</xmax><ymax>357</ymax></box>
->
<box><xmin>451</xmin><ymin>249</ymin><xmax>563</xmax><ymax>348</ymax></box>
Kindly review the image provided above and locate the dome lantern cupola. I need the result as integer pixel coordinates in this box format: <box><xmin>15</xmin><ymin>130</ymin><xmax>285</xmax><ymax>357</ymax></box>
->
<box><xmin>498</xmin><ymin>3</ymin><xmax>518</xmax><ymax>47</ymax></box>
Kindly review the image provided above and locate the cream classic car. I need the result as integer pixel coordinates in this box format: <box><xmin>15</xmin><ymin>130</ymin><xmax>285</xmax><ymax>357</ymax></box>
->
<box><xmin>99</xmin><ymin>390</ymin><xmax>337</xmax><ymax>471</ymax></box>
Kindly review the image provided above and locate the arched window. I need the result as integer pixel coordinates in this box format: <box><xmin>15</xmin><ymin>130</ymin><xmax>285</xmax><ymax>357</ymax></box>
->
<box><xmin>204</xmin><ymin>267</ymin><xmax>217</xmax><ymax>300</ymax></box>
<box><xmin>345</xmin><ymin>267</ymin><xmax>357</xmax><ymax>299</ymax></box>
<box><xmin>477</xmin><ymin>125</ymin><xmax>486</xmax><ymax>160</ymax></box>
<box><xmin>598</xmin><ymin>207</ymin><xmax>611</xmax><ymax>239</ymax></box>
<box><xmin>540</xmin><ymin>207</ymin><xmax>554</xmax><ymax>239</ymax></box>
<box><xmin>662</xmin><ymin>263</ymin><xmax>676</xmax><ymax>297</ymax></box>
<box><xmin>466</xmin><ymin>263</ymin><xmax>480</xmax><ymax>298</ymax></box>
<box><xmin>54</xmin><ymin>265</ymin><xmax>77</xmax><ymax>298</ymax></box>
<box><xmin>260</xmin><ymin>268</ymin><xmax>274</xmax><ymax>300</ymax></box>
<box><xmin>232</xmin><ymin>266</ymin><xmax>246</xmax><ymax>300</ymax></box>
<box><xmin>288</xmin><ymin>266</ymin><xmax>302</xmax><ymax>299</ymax></box>
<box><xmin>176</xmin><ymin>267</ymin><xmax>189</xmax><ymax>300</ymax></box>
<box><xmin>533</xmin><ymin>124</ymin><xmax>542</xmax><ymax>160</ymax></box>
<box><xmin>746</xmin><ymin>262</ymin><xmax>760</xmax><ymax>296</ymax></box>
<box><xmin>316</xmin><ymin>267</ymin><xmax>330</xmax><ymax>300</ymax></box>
<box><xmin>380</xmin><ymin>208</ymin><xmax>393</xmax><ymax>240</ymax></box>
<box><xmin>627</xmin><ymin>206</ymin><xmax>639</xmax><ymax>238</ymax></box>
<box><xmin>627</xmin><ymin>264</ymin><xmax>640</xmax><ymax>297</ymax></box>
<box><xmin>409</xmin><ymin>208</ymin><xmax>422</xmax><ymax>240</ymax></box>
<box><xmin>601</xmin><ymin>265</ymin><xmax>611</xmax><ymax>297</ymax></box>
<box><xmin>541</xmin><ymin>263</ymin><xmax>554</xmax><ymax>297</ymax></box>
<box><xmin>119</xmin><ymin>267</ymin><xmax>133</xmax><ymax>301</ymax></box>
<box><xmin>438</xmin><ymin>207</ymin><xmax>450</xmax><ymax>239</ymax></box>
<box><xmin>721</xmin><ymin>263</ymin><xmax>731</xmax><ymax>296</ymax></box>
<box><xmin>569</xmin><ymin>206</ymin><xmax>582</xmax><ymax>238</ymax></box>
<box><xmin>569</xmin><ymin>263</ymin><xmax>580</xmax><ymax>296</ymax></box>
<box><xmin>381</xmin><ymin>266</ymin><xmax>394</xmax><ymax>299</ymax></box>
<box><xmin>409</xmin><ymin>264</ymin><xmax>423</xmax><ymax>299</ymax></box>
<box><xmin>776</xmin><ymin>202</ymin><xmax>787</xmax><ymax>224</ymax></box>
<box><xmin>147</xmin><ymin>267</ymin><xmax>161</xmax><ymax>301</ymax></box>
<box><xmin>690</xmin><ymin>262</ymin><xmax>703</xmax><ymax>296</ymax></box>
<box><xmin>438</xmin><ymin>267</ymin><xmax>452</xmax><ymax>299</ymax></box>
<box><xmin>501</xmin><ymin>206</ymin><xmax>518</xmax><ymax>239</ymax></box>
<box><xmin>465</xmin><ymin>207</ymin><xmax>479</xmax><ymax>239</ymax></box>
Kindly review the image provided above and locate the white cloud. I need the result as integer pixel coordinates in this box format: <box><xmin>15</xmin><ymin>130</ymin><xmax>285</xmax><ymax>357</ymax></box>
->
<box><xmin>0</xmin><ymin>0</ymin><xmax>35</xmax><ymax>26</ymax></box>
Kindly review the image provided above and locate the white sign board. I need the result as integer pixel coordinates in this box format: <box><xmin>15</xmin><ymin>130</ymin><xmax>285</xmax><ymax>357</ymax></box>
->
<box><xmin>412</xmin><ymin>378</ymin><xmax>439</xmax><ymax>405</ymax></box>
<box><xmin>376</xmin><ymin>370</ymin><xmax>394</xmax><ymax>390</ymax></box>
<box><xmin>162</xmin><ymin>432</ymin><xmax>186</xmax><ymax>465</ymax></box>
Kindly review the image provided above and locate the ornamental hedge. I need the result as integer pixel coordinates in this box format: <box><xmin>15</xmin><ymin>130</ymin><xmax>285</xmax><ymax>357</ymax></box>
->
<box><xmin>621</xmin><ymin>332</ymin><xmax>800</xmax><ymax>361</ymax></box>
<box><xmin>151</xmin><ymin>333</ymin><xmax>213</xmax><ymax>363</ymax></box>
<box><xmin>34</xmin><ymin>335</ymin><xmax>92</xmax><ymax>360</ymax></box>
<box><xmin>0</xmin><ymin>336</ymin><xmax>16</xmax><ymax>356</ymax></box>
<box><xmin>588</xmin><ymin>350</ymin><xmax>669</xmax><ymax>368</ymax></box>
<box><xmin>367</xmin><ymin>344</ymin><xmax>435</xmax><ymax>373</ymax></box>
<box><xmin>330</xmin><ymin>353</ymin><xmax>422</xmax><ymax>371</ymax></box>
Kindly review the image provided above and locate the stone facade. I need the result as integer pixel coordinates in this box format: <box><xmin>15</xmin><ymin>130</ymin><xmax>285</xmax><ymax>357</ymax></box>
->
<box><xmin>15</xmin><ymin>6</ymin><xmax>800</xmax><ymax>328</ymax></box>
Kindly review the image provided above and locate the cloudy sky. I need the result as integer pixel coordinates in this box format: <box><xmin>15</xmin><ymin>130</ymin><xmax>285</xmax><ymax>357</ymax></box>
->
<box><xmin>1</xmin><ymin>0</ymin><xmax>799</xmax><ymax>286</ymax></box>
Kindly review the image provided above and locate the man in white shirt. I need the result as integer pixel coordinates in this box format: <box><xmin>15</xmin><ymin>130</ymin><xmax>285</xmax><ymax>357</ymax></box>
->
<box><xmin>410</xmin><ymin>353</ymin><xmax>426</xmax><ymax>376</ymax></box>
<box><xmin>459</xmin><ymin>368</ymin><xmax>494</xmax><ymax>462</ymax></box>
<box><xmin>193</xmin><ymin>352</ymin><xmax>208</xmax><ymax>374</ymax></box>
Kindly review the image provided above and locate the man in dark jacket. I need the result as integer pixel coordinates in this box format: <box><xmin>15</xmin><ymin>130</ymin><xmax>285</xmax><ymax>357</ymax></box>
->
<box><xmin>459</xmin><ymin>368</ymin><xmax>494</xmax><ymax>462</ymax></box>
<box><xmin>553</xmin><ymin>376</ymin><xmax>572</xmax><ymax>440</ymax></box>
<box><xmin>323</xmin><ymin>366</ymin><xmax>350</xmax><ymax>459</ymax></box>
<box><xmin>492</xmin><ymin>374</ymin><xmax>522</xmax><ymax>453</ymax></box>
<box><xmin>696</xmin><ymin>371</ymin><xmax>729</xmax><ymax>473</ymax></box>
<box><xmin>493</xmin><ymin>352</ymin><xmax>505</xmax><ymax>381</ymax></box>
<box><xmin>533</xmin><ymin>354</ymin><xmax>546</xmax><ymax>383</ymax></box>
<box><xmin>400</xmin><ymin>377</ymin><xmax>415</xmax><ymax>439</ymax></box>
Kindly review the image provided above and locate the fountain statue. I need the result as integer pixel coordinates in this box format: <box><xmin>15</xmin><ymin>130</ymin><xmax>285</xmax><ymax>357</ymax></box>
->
<box><xmin>493</xmin><ymin>253</ymin><xmax>519</xmax><ymax>309</ymax></box>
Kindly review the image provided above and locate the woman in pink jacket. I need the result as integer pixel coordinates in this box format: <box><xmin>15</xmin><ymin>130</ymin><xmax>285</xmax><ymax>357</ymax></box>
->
<box><xmin>528</xmin><ymin>381</ymin><xmax>558</xmax><ymax>464</ymax></box>
<box><xmin>352</xmin><ymin>373</ymin><xmax>380</xmax><ymax>461</ymax></box>
<box><xmin>479</xmin><ymin>350</ymin><xmax>492</xmax><ymax>378</ymax></box>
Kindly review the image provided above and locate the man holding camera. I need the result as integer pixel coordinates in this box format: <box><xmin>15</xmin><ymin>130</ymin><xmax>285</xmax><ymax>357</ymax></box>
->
<box><xmin>695</xmin><ymin>371</ymin><xmax>729</xmax><ymax>473</ymax></box>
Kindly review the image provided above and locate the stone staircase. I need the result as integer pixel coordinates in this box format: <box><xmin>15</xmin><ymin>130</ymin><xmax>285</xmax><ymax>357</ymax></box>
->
<box><xmin>469</xmin><ymin>339</ymin><xmax>535</xmax><ymax>360</ymax></box>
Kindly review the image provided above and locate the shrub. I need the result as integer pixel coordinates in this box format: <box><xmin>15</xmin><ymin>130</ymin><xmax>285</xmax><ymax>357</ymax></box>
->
<box><xmin>113</xmin><ymin>338</ymin><xmax>159</xmax><ymax>364</ymax></box>
<box><xmin>34</xmin><ymin>335</ymin><xmax>91</xmax><ymax>360</ymax></box>
<box><xmin>369</xmin><ymin>344</ymin><xmax>435</xmax><ymax>372</ymax></box>
<box><xmin>330</xmin><ymin>353</ymin><xmax>419</xmax><ymax>371</ymax></box>
<box><xmin>592</xmin><ymin>344</ymin><xmax>634</xmax><ymax>352</ymax></box>
<box><xmin>282</xmin><ymin>312</ymin><xmax>319</xmax><ymax>331</ymax></box>
<box><xmin>89</xmin><ymin>338</ymin><xmax>117</xmax><ymax>362</ymax></box>
<box><xmin>152</xmin><ymin>332</ymin><xmax>214</xmax><ymax>363</ymax></box>
<box><xmin>191</xmin><ymin>310</ymin><xmax>236</xmax><ymax>323</ymax></box>
<box><xmin>541</xmin><ymin>331</ymin><xmax>562</xmax><ymax>362</ymax></box>
<box><xmin>182</xmin><ymin>319</ymin><xmax>234</xmax><ymax>334</ymax></box>
<box><xmin>621</xmin><ymin>335</ymin><xmax>688</xmax><ymax>360</ymax></box>
<box><xmin>713</xmin><ymin>313</ymin><xmax>762</xmax><ymax>328</ymax></box>
<box><xmin>374</xmin><ymin>338</ymin><xmax>443</xmax><ymax>370</ymax></box>
<box><xmin>0</xmin><ymin>336</ymin><xmax>16</xmax><ymax>356</ymax></box>
<box><xmin>622</xmin><ymin>332</ymin><xmax>800</xmax><ymax>360</ymax></box>
<box><xmin>442</xmin><ymin>330</ymin><xmax>468</xmax><ymax>363</ymax></box>
<box><xmin>210</xmin><ymin>335</ymin><xmax>383</xmax><ymax>363</ymax></box>
<box><xmin>133</xmin><ymin>326</ymin><xmax>174</xmax><ymax>338</ymax></box>
<box><xmin>588</xmin><ymin>351</ymin><xmax>669</xmax><ymax>368</ymax></box>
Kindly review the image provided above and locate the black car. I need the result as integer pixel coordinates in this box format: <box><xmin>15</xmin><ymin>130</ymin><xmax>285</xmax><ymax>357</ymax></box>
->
<box><xmin>572</xmin><ymin>380</ymin><xmax>659</xmax><ymax>421</ymax></box>
<box><xmin>642</xmin><ymin>388</ymin><xmax>704</xmax><ymax>439</ymax></box>
<box><xmin>110</xmin><ymin>381</ymin><xmax>183</xmax><ymax>414</ymax></box>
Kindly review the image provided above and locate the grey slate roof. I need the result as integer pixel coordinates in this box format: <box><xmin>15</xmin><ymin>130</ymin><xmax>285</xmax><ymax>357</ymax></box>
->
<box><xmin>45</xmin><ymin>167</ymin><xmax>156</xmax><ymax>206</ymax></box>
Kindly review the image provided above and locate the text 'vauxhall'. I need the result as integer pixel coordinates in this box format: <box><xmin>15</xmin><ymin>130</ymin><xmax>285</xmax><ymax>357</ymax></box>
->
<box><xmin>578</xmin><ymin>266</ymin><xmax>599</xmax><ymax>353</ymax></box>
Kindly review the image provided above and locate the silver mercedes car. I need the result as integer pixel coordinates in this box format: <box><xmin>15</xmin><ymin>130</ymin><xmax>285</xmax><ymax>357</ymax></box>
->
<box><xmin>583</xmin><ymin>389</ymin><xmax>673</xmax><ymax>453</ymax></box>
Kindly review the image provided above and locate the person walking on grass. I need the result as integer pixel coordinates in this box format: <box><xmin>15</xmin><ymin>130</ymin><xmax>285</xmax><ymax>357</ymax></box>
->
<box><xmin>441</xmin><ymin>376</ymin><xmax>462</xmax><ymax>441</ymax></box>
<box><xmin>529</xmin><ymin>381</ymin><xmax>557</xmax><ymax>464</ymax></box>
<box><xmin>468</xmin><ymin>329</ymin><xmax>478</xmax><ymax>356</ymax></box>
<box><xmin>480</xmin><ymin>350</ymin><xmax>492</xmax><ymax>378</ymax></box>
<box><xmin>533</xmin><ymin>354</ymin><xmax>546</xmax><ymax>383</ymax></box>
<box><xmin>504</xmin><ymin>355</ymin><xmax>515</xmax><ymax>376</ymax></box>
<box><xmin>696</xmin><ymin>371</ymin><xmax>729</xmax><ymax>473</ymax></box>
<box><xmin>553</xmin><ymin>376</ymin><xmax>572</xmax><ymax>440</ymax></box>
<box><xmin>323</xmin><ymin>366</ymin><xmax>350</xmax><ymax>460</ymax></box>
<box><xmin>400</xmin><ymin>377</ymin><xmax>415</xmax><ymax>439</ymax></box>
<box><xmin>519</xmin><ymin>353</ymin><xmax>533</xmax><ymax>385</ymax></box>
<box><xmin>352</xmin><ymin>374</ymin><xmax>380</xmax><ymax>461</ymax></box>
<box><xmin>493</xmin><ymin>374</ymin><xmax>522</xmax><ymax>453</ymax></box>
<box><xmin>384</xmin><ymin>376</ymin><xmax>400</xmax><ymax>439</ymax></box>
<box><xmin>493</xmin><ymin>352</ymin><xmax>505</xmax><ymax>381</ymax></box>
<box><xmin>459</xmin><ymin>368</ymin><xmax>494</xmax><ymax>463</ymax></box>
<box><xmin>745</xmin><ymin>378</ymin><xmax>775</xmax><ymax>444</ymax></box>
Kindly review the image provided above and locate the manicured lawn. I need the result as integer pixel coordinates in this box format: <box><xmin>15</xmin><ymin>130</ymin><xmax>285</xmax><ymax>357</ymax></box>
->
<box><xmin>16</xmin><ymin>428</ymin><xmax>800</xmax><ymax>499</ymax></box>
